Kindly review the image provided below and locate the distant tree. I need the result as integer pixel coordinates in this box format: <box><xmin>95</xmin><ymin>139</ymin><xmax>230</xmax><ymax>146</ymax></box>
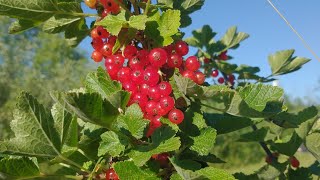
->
<box><xmin>0</xmin><ymin>17</ymin><xmax>93</xmax><ymax>140</ymax></box>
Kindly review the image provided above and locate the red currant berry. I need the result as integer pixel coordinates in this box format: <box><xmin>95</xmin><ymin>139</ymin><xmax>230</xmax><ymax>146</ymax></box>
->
<box><xmin>91</xmin><ymin>38</ymin><xmax>103</xmax><ymax>50</ymax></box>
<box><xmin>218</xmin><ymin>77</ymin><xmax>225</xmax><ymax>84</ymax></box>
<box><xmin>159</xmin><ymin>96</ymin><xmax>175</xmax><ymax>113</ymax></box>
<box><xmin>139</xmin><ymin>83</ymin><xmax>150</xmax><ymax>95</ymax></box>
<box><xmin>91</xmin><ymin>27</ymin><xmax>100</xmax><ymax>39</ymax></box>
<box><xmin>148</xmin><ymin>86</ymin><xmax>161</xmax><ymax>101</ymax></box>
<box><xmin>122</xmin><ymin>81</ymin><xmax>138</xmax><ymax>94</ymax></box>
<box><xmin>130</xmin><ymin>93</ymin><xmax>148</xmax><ymax>109</ymax></box>
<box><xmin>211</xmin><ymin>69</ymin><xmax>219</xmax><ymax>77</ymax></box>
<box><xmin>175</xmin><ymin>41</ymin><xmax>189</xmax><ymax>56</ymax></box>
<box><xmin>204</xmin><ymin>58</ymin><xmax>211</xmax><ymax>64</ymax></box>
<box><xmin>158</xmin><ymin>82</ymin><xmax>172</xmax><ymax>96</ymax></box>
<box><xmin>108</xmin><ymin>36</ymin><xmax>117</xmax><ymax>45</ymax></box>
<box><xmin>195</xmin><ymin>71</ymin><xmax>206</xmax><ymax>85</ymax></box>
<box><xmin>105</xmin><ymin>56</ymin><xmax>115</xmax><ymax>66</ymax></box>
<box><xmin>137</xmin><ymin>49</ymin><xmax>149</xmax><ymax>65</ymax></box>
<box><xmin>129</xmin><ymin>56</ymin><xmax>143</xmax><ymax>69</ymax></box>
<box><xmin>167</xmin><ymin>54</ymin><xmax>183</xmax><ymax>68</ymax></box>
<box><xmin>143</xmin><ymin>67</ymin><xmax>159</xmax><ymax>86</ymax></box>
<box><xmin>131</xmin><ymin>67</ymin><xmax>144</xmax><ymax>84</ymax></box>
<box><xmin>105</xmin><ymin>64</ymin><xmax>119</xmax><ymax>80</ymax></box>
<box><xmin>182</xmin><ymin>70</ymin><xmax>196</xmax><ymax>82</ymax></box>
<box><xmin>117</xmin><ymin>67</ymin><xmax>132</xmax><ymax>83</ymax></box>
<box><xmin>101</xmin><ymin>9</ymin><xmax>110</xmax><ymax>18</ymax></box>
<box><xmin>150</xmin><ymin>116</ymin><xmax>162</xmax><ymax>129</ymax></box>
<box><xmin>228</xmin><ymin>74</ymin><xmax>235</xmax><ymax>82</ymax></box>
<box><xmin>265</xmin><ymin>156</ymin><xmax>273</xmax><ymax>164</ymax></box>
<box><xmin>96</xmin><ymin>26</ymin><xmax>110</xmax><ymax>38</ymax></box>
<box><xmin>168</xmin><ymin>109</ymin><xmax>184</xmax><ymax>124</ymax></box>
<box><xmin>290</xmin><ymin>157</ymin><xmax>300</xmax><ymax>168</ymax></box>
<box><xmin>105</xmin><ymin>168</ymin><xmax>119</xmax><ymax>180</ymax></box>
<box><xmin>156</xmin><ymin>102</ymin><xmax>167</xmax><ymax>116</ymax></box>
<box><xmin>91</xmin><ymin>50</ymin><xmax>103</xmax><ymax>62</ymax></box>
<box><xmin>145</xmin><ymin>100</ymin><xmax>158</xmax><ymax>116</ymax></box>
<box><xmin>112</xmin><ymin>54</ymin><xmax>125</xmax><ymax>67</ymax></box>
<box><xmin>84</xmin><ymin>0</ymin><xmax>97</xmax><ymax>9</ymax></box>
<box><xmin>124</xmin><ymin>45</ymin><xmax>138</xmax><ymax>59</ymax></box>
<box><xmin>185</xmin><ymin>56</ymin><xmax>200</xmax><ymax>71</ymax></box>
<box><xmin>148</xmin><ymin>48</ymin><xmax>168</xmax><ymax>68</ymax></box>
<box><xmin>164</xmin><ymin>44</ymin><xmax>174</xmax><ymax>54</ymax></box>
<box><xmin>219</xmin><ymin>51</ymin><xmax>228</xmax><ymax>60</ymax></box>
<box><xmin>101</xmin><ymin>43</ymin><xmax>113</xmax><ymax>56</ymax></box>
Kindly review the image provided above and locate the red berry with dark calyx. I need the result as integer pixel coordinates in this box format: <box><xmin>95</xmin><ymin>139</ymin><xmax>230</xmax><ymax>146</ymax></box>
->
<box><xmin>105</xmin><ymin>168</ymin><xmax>119</xmax><ymax>180</ymax></box>
<box><xmin>139</xmin><ymin>83</ymin><xmax>150</xmax><ymax>95</ymax></box>
<box><xmin>101</xmin><ymin>43</ymin><xmax>113</xmax><ymax>57</ymax></box>
<box><xmin>150</xmin><ymin>115</ymin><xmax>162</xmax><ymax>129</ymax></box>
<box><xmin>148</xmin><ymin>48</ymin><xmax>168</xmax><ymax>68</ymax></box>
<box><xmin>91</xmin><ymin>27</ymin><xmax>100</xmax><ymax>39</ymax></box>
<box><xmin>159</xmin><ymin>96</ymin><xmax>175</xmax><ymax>113</ymax></box>
<box><xmin>211</xmin><ymin>69</ymin><xmax>219</xmax><ymax>77</ymax></box>
<box><xmin>218</xmin><ymin>77</ymin><xmax>225</xmax><ymax>84</ymax></box>
<box><xmin>158</xmin><ymin>81</ymin><xmax>172</xmax><ymax>96</ymax></box>
<box><xmin>219</xmin><ymin>51</ymin><xmax>228</xmax><ymax>60</ymax></box>
<box><xmin>167</xmin><ymin>54</ymin><xmax>183</xmax><ymax>68</ymax></box>
<box><xmin>195</xmin><ymin>71</ymin><xmax>206</xmax><ymax>85</ymax></box>
<box><xmin>96</xmin><ymin>26</ymin><xmax>110</xmax><ymax>38</ymax></box>
<box><xmin>148</xmin><ymin>86</ymin><xmax>161</xmax><ymax>101</ymax></box>
<box><xmin>228</xmin><ymin>74</ymin><xmax>235</xmax><ymax>82</ymax></box>
<box><xmin>143</xmin><ymin>67</ymin><xmax>159</xmax><ymax>86</ymax></box>
<box><xmin>124</xmin><ymin>45</ymin><xmax>138</xmax><ymax>59</ymax></box>
<box><xmin>290</xmin><ymin>157</ymin><xmax>300</xmax><ymax>168</ymax></box>
<box><xmin>131</xmin><ymin>68</ymin><xmax>144</xmax><ymax>84</ymax></box>
<box><xmin>175</xmin><ymin>41</ymin><xmax>189</xmax><ymax>56</ymax></box>
<box><xmin>130</xmin><ymin>93</ymin><xmax>148</xmax><ymax>109</ymax></box>
<box><xmin>185</xmin><ymin>56</ymin><xmax>200</xmax><ymax>71</ymax></box>
<box><xmin>105</xmin><ymin>64</ymin><xmax>119</xmax><ymax>80</ymax></box>
<box><xmin>122</xmin><ymin>81</ymin><xmax>137</xmax><ymax>94</ymax></box>
<box><xmin>91</xmin><ymin>38</ymin><xmax>103</xmax><ymax>50</ymax></box>
<box><xmin>156</xmin><ymin>102</ymin><xmax>167</xmax><ymax>116</ymax></box>
<box><xmin>145</xmin><ymin>100</ymin><xmax>158</xmax><ymax>116</ymax></box>
<box><xmin>91</xmin><ymin>50</ymin><xmax>103</xmax><ymax>62</ymax></box>
<box><xmin>112</xmin><ymin>54</ymin><xmax>125</xmax><ymax>67</ymax></box>
<box><xmin>168</xmin><ymin>109</ymin><xmax>184</xmax><ymax>124</ymax></box>
<box><xmin>129</xmin><ymin>56</ymin><xmax>143</xmax><ymax>69</ymax></box>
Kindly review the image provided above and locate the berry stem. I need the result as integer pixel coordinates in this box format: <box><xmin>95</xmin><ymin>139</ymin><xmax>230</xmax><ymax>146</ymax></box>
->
<box><xmin>129</xmin><ymin>0</ymin><xmax>140</xmax><ymax>15</ymax></box>
<box><xmin>144</xmin><ymin>0</ymin><xmax>151</xmax><ymax>15</ymax></box>
<box><xmin>114</xmin><ymin>0</ymin><xmax>133</xmax><ymax>15</ymax></box>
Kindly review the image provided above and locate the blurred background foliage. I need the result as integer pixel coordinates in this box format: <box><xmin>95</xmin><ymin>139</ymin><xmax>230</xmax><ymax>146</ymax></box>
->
<box><xmin>0</xmin><ymin>17</ymin><xmax>93</xmax><ymax>140</ymax></box>
<box><xmin>0</xmin><ymin>16</ymin><xmax>318</xmax><ymax>175</ymax></box>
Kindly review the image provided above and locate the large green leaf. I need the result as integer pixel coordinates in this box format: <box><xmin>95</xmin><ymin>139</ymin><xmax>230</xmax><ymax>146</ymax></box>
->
<box><xmin>0</xmin><ymin>0</ymin><xmax>88</xmax><ymax>44</ymax></box>
<box><xmin>197</xmin><ymin>167</ymin><xmax>235</xmax><ymax>180</ymax></box>
<box><xmin>184</xmin><ymin>25</ymin><xmax>216</xmax><ymax>49</ymax></box>
<box><xmin>0</xmin><ymin>157</ymin><xmax>40</xmax><ymax>178</ymax></box>
<box><xmin>173</xmin><ymin>0</ymin><xmax>204</xmax><ymax>27</ymax></box>
<box><xmin>116</xmin><ymin>104</ymin><xmax>149</xmax><ymax>139</ymax></box>
<box><xmin>0</xmin><ymin>92</ymin><xmax>60</xmax><ymax>158</ymax></box>
<box><xmin>52</xmin><ymin>103</ymin><xmax>78</xmax><ymax>149</ymax></box>
<box><xmin>306</xmin><ymin>133</ymin><xmax>320</xmax><ymax>161</ymax></box>
<box><xmin>157</xmin><ymin>9</ymin><xmax>181</xmax><ymax>45</ymax></box>
<box><xmin>268</xmin><ymin>49</ymin><xmax>310</xmax><ymax>76</ymax></box>
<box><xmin>50</xmin><ymin>91</ymin><xmax>119</xmax><ymax>129</ymax></box>
<box><xmin>114</xmin><ymin>161</ymin><xmax>159</xmax><ymax>180</ymax></box>
<box><xmin>237</xmin><ymin>83</ymin><xmax>283</xmax><ymax>112</ymax></box>
<box><xmin>128</xmin><ymin>126</ymin><xmax>180</xmax><ymax>166</ymax></box>
<box><xmin>190</xmin><ymin>127</ymin><xmax>217</xmax><ymax>156</ymax></box>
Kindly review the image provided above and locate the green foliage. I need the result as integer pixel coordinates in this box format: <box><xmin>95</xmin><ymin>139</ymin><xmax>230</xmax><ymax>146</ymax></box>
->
<box><xmin>0</xmin><ymin>0</ymin><xmax>318</xmax><ymax>179</ymax></box>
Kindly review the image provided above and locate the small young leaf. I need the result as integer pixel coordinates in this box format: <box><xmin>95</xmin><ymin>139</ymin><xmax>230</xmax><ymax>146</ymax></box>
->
<box><xmin>116</xmin><ymin>104</ymin><xmax>149</xmax><ymax>139</ymax></box>
<box><xmin>9</xmin><ymin>20</ymin><xmax>40</xmax><ymax>34</ymax></box>
<box><xmin>190</xmin><ymin>127</ymin><xmax>217</xmax><ymax>156</ymax></box>
<box><xmin>98</xmin><ymin>131</ymin><xmax>129</xmax><ymax>157</ymax></box>
<box><xmin>158</xmin><ymin>9</ymin><xmax>180</xmax><ymax>37</ymax></box>
<box><xmin>95</xmin><ymin>10</ymin><xmax>127</xmax><ymax>35</ymax></box>
<box><xmin>114</xmin><ymin>161</ymin><xmax>159</xmax><ymax>180</ymax></box>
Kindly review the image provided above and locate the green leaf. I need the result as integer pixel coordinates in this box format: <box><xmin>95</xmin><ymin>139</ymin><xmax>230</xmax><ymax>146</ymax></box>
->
<box><xmin>50</xmin><ymin>91</ymin><xmax>119</xmax><ymax>129</ymax></box>
<box><xmin>197</xmin><ymin>167</ymin><xmax>235</xmax><ymax>180</ymax></box>
<box><xmin>238</xmin><ymin>127</ymin><xmax>271</xmax><ymax>142</ymax></box>
<box><xmin>204</xmin><ymin>113</ymin><xmax>253</xmax><ymax>134</ymax></box>
<box><xmin>0</xmin><ymin>92</ymin><xmax>60</xmax><ymax>157</ymax></box>
<box><xmin>129</xmin><ymin>15</ymin><xmax>148</xmax><ymax>30</ymax></box>
<box><xmin>116</xmin><ymin>104</ymin><xmax>149</xmax><ymax>139</ymax></box>
<box><xmin>215</xmin><ymin>61</ymin><xmax>238</xmax><ymax>74</ymax></box>
<box><xmin>9</xmin><ymin>19</ymin><xmax>40</xmax><ymax>34</ymax></box>
<box><xmin>96</xmin><ymin>10</ymin><xmax>127</xmax><ymax>35</ymax></box>
<box><xmin>157</xmin><ymin>9</ymin><xmax>180</xmax><ymax>45</ymax></box>
<box><xmin>170</xmin><ymin>158</ymin><xmax>205</xmax><ymax>180</ymax></box>
<box><xmin>129</xmin><ymin>126</ymin><xmax>180</xmax><ymax>166</ymax></box>
<box><xmin>64</xmin><ymin>18</ymin><xmax>89</xmax><ymax>47</ymax></box>
<box><xmin>190</xmin><ymin>127</ymin><xmax>217</xmax><ymax>156</ymax></box>
<box><xmin>220</xmin><ymin>26</ymin><xmax>249</xmax><ymax>52</ymax></box>
<box><xmin>114</xmin><ymin>161</ymin><xmax>159</xmax><ymax>180</ymax></box>
<box><xmin>306</xmin><ymin>133</ymin><xmax>320</xmax><ymax>162</ymax></box>
<box><xmin>173</xmin><ymin>0</ymin><xmax>204</xmax><ymax>28</ymax></box>
<box><xmin>42</xmin><ymin>16</ymin><xmax>82</xmax><ymax>33</ymax></box>
<box><xmin>185</xmin><ymin>25</ymin><xmax>216</xmax><ymax>49</ymax></box>
<box><xmin>157</xmin><ymin>0</ymin><xmax>173</xmax><ymax>8</ymax></box>
<box><xmin>237</xmin><ymin>83</ymin><xmax>284</xmax><ymax>112</ymax></box>
<box><xmin>98</xmin><ymin>131</ymin><xmax>129</xmax><ymax>157</ymax></box>
<box><xmin>52</xmin><ymin>103</ymin><xmax>78</xmax><ymax>149</ymax></box>
<box><xmin>268</xmin><ymin>49</ymin><xmax>310</xmax><ymax>76</ymax></box>
<box><xmin>287</xmin><ymin>168</ymin><xmax>313</xmax><ymax>180</ymax></box>
<box><xmin>174</xmin><ymin>75</ymin><xmax>204</xmax><ymax>97</ymax></box>
<box><xmin>0</xmin><ymin>157</ymin><xmax>40</xmax><ymax>178</ymax></box>
<box><xmin>85</xmin><ymin>67</ymin><xmax>130</xmax><ymax>109</ymax></box>
<box><xmin>112</xmin><ymin>28</ymin><xmax>137</xmax><ymax>53</ymax></box>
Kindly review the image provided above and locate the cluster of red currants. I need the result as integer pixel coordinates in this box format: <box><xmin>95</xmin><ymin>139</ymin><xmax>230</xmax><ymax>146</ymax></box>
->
<box><xmin>90</xmin><ymin>23</ymin><xmax>204</xmax><ymax>137</ymax></box>
<box><xmin>265</xmin><ymin>153</ymin><xmax>300</xmax><ymax>168</ymax></box>
<box><xmin>85</xmin><ymin>0</ymin><xmax>122</xmax><ymax>17</ymax></box>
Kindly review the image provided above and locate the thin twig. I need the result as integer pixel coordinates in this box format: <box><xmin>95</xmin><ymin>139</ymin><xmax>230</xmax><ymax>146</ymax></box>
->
<box><xmin>266</xmin><ymin>0</ymin><xmax>320</xmax><ymax>62</ymax></box>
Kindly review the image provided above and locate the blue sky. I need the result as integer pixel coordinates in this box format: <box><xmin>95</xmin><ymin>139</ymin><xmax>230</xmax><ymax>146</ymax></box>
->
<box><xmin>80</xmin><ymin>0</ymin><xmax>320</xmax><ymax>103</ymax></box>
